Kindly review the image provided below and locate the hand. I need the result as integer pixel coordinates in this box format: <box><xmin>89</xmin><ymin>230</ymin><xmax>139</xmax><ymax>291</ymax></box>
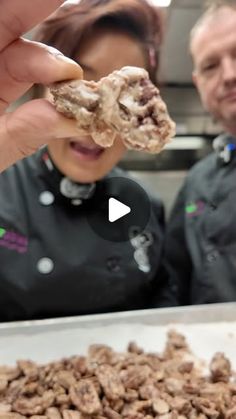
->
<box><xmin>0</xmin><ymin>0</ymin><xmax>82</xmax><ymax>172</ymax></box>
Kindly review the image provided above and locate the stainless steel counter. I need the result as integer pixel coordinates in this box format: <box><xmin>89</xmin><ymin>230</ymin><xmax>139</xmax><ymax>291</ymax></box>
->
<box><xmin>0</xmin><ymin>303</ymin><xmax>235</xmax><ymax>365</ymax></box>
<box><xmin>0</xmin><ymin>303</ymin><xmax>235</xmax><ymax>335</ymax></box>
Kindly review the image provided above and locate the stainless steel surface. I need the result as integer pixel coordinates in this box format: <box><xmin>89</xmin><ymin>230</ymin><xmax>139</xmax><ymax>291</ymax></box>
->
<box><xmin>0</xmin><ymin>303</ymin><xmax>235</xmax><ymax>365</ymax></box>
<box><xmin>129</xmin><ymin>170</ymin><xmax>186</xmax><ymax>218</ymax></box>
<box><xmin>120</xmin><ymin>136</ymin><xmax>213</xmax><ymax>172</ymax></box>
<box><xmin>0</xmin><ymin>303</ymin><xmax>235</xmax><ymax>336</ymax></box>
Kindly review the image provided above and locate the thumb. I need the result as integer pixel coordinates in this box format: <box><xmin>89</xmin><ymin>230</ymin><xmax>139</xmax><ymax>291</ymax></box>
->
<box><xmin>0</xmin><ymin>98</ymin><xmax>79</xmax><ymax>171</ymax></box>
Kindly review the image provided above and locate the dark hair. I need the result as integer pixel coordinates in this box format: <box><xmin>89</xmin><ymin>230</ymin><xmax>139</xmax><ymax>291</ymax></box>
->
<box><xmin>34</xmin><ymin>0</ymin><xmax>164</xmax><ymax>85</ymax></box>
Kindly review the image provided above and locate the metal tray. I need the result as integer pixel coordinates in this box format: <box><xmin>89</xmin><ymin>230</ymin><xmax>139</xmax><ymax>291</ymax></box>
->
<box><xmin>0</xmin><ymin>303</ymin><xmax>236</xmax><ymax>366</ymax></box>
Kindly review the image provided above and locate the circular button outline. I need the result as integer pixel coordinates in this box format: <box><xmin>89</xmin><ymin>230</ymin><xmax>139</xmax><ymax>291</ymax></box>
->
<box><xmin>86</xmin><ymin>176</ymin><xmax>151</xmax><ymax>243</ymax></box>
<box><xmin>37</xmin><ymin>257</ymin><xmax>54</xmax><ymax>274</ymax></box>
<box><xmin>39</xmin><ymin>191</ymin><xmax>55</xmax><ymax>206</ymax></box>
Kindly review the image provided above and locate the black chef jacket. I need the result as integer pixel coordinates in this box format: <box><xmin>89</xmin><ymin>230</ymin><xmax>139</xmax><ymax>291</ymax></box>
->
<box><xmin>164</xmin><ymin>133</ymin><xmax>236</xmax><ymax>305</ymax></box>
<box><xmin>0</xmin><ymin>148</ymin><xmax>168</xmax><ymax>321</ymax></box>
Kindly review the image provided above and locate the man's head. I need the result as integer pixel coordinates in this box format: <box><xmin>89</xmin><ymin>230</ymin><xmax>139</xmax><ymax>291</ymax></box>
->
<box><xmin>190</xmin><ymin>1</ymin><xmax>236</xmax><ymax>135</ymax></box>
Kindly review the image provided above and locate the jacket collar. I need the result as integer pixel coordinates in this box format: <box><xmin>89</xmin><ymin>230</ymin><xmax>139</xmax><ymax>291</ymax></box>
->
<box><xmin>36</xmin><ymin>147</ymin><xmax>96</xmax><ymax>204</ymax></box>
<box><xmin>35</xmin><ymin>147</ymin><xmax>123</xmax><ymax>205</ymax></box>
<box><xmin>213</xmin><ymin>133</ymin><xmax>236</xmax><ymax>165</ymax></box>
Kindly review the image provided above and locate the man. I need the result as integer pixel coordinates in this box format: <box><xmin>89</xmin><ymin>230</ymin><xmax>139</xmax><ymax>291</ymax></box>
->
<box><xmin>0</xmin><ymin>0</ymin><xmax>82</xmax><ymax>172</ymax></box>
<box><xmin>165</xmin><ymin>0</ymin><xmax>236</xmax><ymax>305</ymax></box>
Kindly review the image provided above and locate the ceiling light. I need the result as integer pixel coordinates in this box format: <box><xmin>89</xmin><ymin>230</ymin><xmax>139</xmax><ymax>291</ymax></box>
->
<box><xmin>148</xmin><ymin>0</ymin><xmax>172</xmax><ymax>7</ymax></box>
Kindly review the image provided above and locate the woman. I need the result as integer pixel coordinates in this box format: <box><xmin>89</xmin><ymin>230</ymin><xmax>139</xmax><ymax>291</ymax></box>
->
<box><xmin>0</xmin><ymin>0</ymin><xmax>173</xmax><ymax>322</ymax></box>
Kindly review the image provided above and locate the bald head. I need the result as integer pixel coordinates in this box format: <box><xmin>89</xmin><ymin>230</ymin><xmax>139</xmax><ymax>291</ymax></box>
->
<box><xmin>190</xmin><ymin>5</ymin><xmax>236</xmax><ymax>58</ymax></box>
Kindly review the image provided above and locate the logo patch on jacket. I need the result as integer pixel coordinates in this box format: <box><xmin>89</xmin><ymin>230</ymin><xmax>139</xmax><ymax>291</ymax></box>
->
<box><xmin>0</xmin><ymin>227</ymin><xmax>28</xmax><ymax>253</ymax></box>
<box><xmin>185</xmin><ymin>200</ymin><xmax>205</xmax><ymax>218</ymax></box>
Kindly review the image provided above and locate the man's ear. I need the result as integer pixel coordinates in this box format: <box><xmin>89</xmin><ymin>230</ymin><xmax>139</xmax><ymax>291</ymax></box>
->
<box><xmin>192</xmin><ymin>70</ymin><xmax>198</xmax><ymax>88</ymax></box>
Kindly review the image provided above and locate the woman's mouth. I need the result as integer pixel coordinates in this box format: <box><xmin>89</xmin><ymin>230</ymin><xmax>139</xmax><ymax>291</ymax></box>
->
<box><xmin>69</xmin><ymin>140</ymin><xmax>105</xmax><ymax>161</ymax></box>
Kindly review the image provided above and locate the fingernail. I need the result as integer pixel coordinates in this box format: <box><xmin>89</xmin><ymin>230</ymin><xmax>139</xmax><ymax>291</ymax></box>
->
<box><xmin>60</xmin><ymin>0</ymin><xmax>78</xmax><ymax>7</ymax></box>
<box><xmin>46</xmin><ymin>46</ymin><xmax>78</xmax><ymax>66</ymax></box>
<box><xmin>55</xmin><ymin>54</ymin><xmax>79</xmax><ymax>67</ymax></box>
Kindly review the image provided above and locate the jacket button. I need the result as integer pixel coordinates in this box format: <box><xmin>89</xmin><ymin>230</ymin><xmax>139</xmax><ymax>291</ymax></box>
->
<box><xmin>107</xmin><ymin>257</ymin><xmax>121</xmax><ymax>272</ymax></box>
<box><xmin>206</xmin><ymin>251</ymin><xmax>218</xmax><ymax>263</ymax></box>
<box><xmin>37</xmin><ymin>257</ymin><xmax>54</xmax><ymax>274</ymax></box>
<box><xmin>39</xmin><ymin>191</ymin><xmax>54</xmax><ymax>206</ymax></box>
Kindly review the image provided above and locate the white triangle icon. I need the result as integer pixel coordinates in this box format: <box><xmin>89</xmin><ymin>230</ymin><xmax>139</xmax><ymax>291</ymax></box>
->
<box><xmin>108</xmin><ymin>198</ymin><xmax>131</xmax><ymax>223</ymax></box>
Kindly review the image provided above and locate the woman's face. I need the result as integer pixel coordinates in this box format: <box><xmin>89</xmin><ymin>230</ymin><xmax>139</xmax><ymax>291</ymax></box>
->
<box><xmin>47</xmin><ymin>28</ymin><xmax>147</xmax><ymax>183</ymax></box>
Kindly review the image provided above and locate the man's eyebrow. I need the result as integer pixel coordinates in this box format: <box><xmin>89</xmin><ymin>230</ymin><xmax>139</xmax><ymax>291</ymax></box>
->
<box><xmin>198</xmin><ymin>55</ymin><xmax>217</xmax><ymax>67</ymax></box>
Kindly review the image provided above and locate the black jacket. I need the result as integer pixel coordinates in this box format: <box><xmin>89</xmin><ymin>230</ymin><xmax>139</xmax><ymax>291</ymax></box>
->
<box><xmin>165</xmin><ymin>134</ymin><xmax>236</xmax><ymax>305</ymax></box>
<box><xmin>0</xmin><ymin>148</ymin><xmax>169</xmax><ymax>322</ymax></box>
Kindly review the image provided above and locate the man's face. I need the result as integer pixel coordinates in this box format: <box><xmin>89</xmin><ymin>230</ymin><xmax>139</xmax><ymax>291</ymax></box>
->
<box><xmin>191</xmin><ymin>7</ymin><xmax>236</xmax><ymax>133</ymax></box>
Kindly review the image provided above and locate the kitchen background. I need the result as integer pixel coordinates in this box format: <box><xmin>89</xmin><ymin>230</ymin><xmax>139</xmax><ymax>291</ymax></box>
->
<box><xmin>11</xmin><ymin>0</ymin><xmax>221</xmax><ymax>217</ymax></box>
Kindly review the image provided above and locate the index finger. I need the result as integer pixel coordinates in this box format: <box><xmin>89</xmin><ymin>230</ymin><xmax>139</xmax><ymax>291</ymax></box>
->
<box><xmin>0</xmin><ymin>0</ymin><xmax>65</xmax><ymax>51</ymax></box>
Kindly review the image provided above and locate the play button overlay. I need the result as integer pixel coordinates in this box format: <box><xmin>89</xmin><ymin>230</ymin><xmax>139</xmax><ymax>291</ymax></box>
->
<box><xmin>86</xmin><ymin>176</ymin><xmax>151</xmax><ymax>242</ymax></box>
<box><xmin>109</xmin><ymin>198</ymin><xmax>131</xmax><ymax>222</ymax></box>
